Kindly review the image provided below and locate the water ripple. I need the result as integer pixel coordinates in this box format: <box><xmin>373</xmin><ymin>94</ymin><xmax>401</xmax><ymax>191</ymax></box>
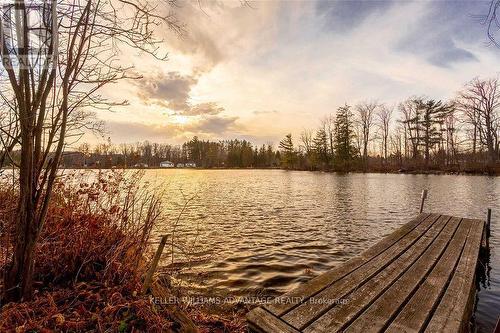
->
<box><xmin>142</xmin><ymin>169</ymin><xmax>500</xmax><ymax>332</ymax></box>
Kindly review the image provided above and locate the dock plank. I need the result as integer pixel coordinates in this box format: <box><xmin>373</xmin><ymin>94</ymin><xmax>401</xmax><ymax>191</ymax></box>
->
<box><xmin>282</xmin><ymin>214</ymin><xmax>441</xmax><ymax>329</ymax></box>
<box><xmin>265</xmin><ymin>213</ymin><xmax>433</xmax><ymax>316</ymax></box>
<box><xmin>247</xmin><ymin>307</ymin><xmax>300</xmax><ymax>333</ymax></box>
<box><xmin>246</xmin><ymin>214</ymin><xmax>486</xmax><ymax>333</ymax></box>
<box><xmin>303</xmin><ymin>215</ymin><xmax>457</xmax><ymax>333</ymax></box>
<box><xmin>424</xmin><ymin>219</ymin><xmax>484</xmax><ymax>333</ymax></box>
<box><xmin>344</xmin><ymin>218</ymin><xmax>472</xmax><ymax>333</ymax></box>
<box><xmin>384</xmin><ymin>219</ymin><xmax>474</xmax><ymax>332</ymax></box>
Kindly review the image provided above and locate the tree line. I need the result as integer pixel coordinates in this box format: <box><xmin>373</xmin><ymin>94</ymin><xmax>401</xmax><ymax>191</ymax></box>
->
<box><xmin>49</xmin><ymin>76</ymin><xmax>499</xmax><ymax>173</ymax></box>
<box><xmin>280</xmin><ymin>77</ymin><xmax>499</xmax><ymax>173</ymax></box>
<box><xmin>4</xmin><ymin>76</ymin><xmax>498</xmax><ymax>173</ymax></box>
<box><xmin>53</xmin><ymin>137</ymin><xmax>280</xmax><ymax>168</ymax></box>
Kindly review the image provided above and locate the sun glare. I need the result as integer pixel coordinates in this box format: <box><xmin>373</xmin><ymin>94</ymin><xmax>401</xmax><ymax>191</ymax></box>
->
<box><xmin>172</xmin><ymin>115</ymin><xmax>190</xmax><ymax>125</ymax></box>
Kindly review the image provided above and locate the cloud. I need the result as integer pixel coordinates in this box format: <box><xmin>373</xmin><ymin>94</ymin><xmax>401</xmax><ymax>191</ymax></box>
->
<box><xmin>134</xmin><ymin>71</ymin><xmax>225</xmax><ymax>116</ymax></box>
<box><xmin>136</xmin><ymin>71</ymin><xmax>197</xmax><ymax>110</ymax></box>
<box><xmin>427</xmin><ymin>45</ymin><xmax>477</xmax><ymax>68</ymax></box>
<box><xmin>105</xmin><ymin>121</ymin><xmax>180</xmax><ymax>143</ymax></box>
<box><xmin>396</xmin><ymin>26</ymin><xmax>479</xmax><ymax>68</ymax></box>
<box><xmin>158</xmin><ymin>1</ymin><xmax>284</xmax><ymax>72</ymax></box>
<box><xmin>161</xmin><ymin>2</ymin><xmax>226</xmax><ymax>70</ymax></box>
<box><xmin>99</xmin><ymin>0</ymin><xmax>500</xmax><ymax>146</ymax></box>
<box><xmin>183</xmin><ymin>102</ymin><xmax>224</xmax><ymax>116</ymax></box>
<box><xmin>393</xmin><ymin>1</ymin><xmax>489</xmax><ymax>68</ymax></box>
<box><xmin>187</xmin><ymin>115</ymin><xmax>238</xmax><ymax>134</ymax></box>
<box><xmin>317</xmin><ymin>0</ymin><xmax>395</xmax><ymax>32</ymax></box>
<box><xmin>253</xmin><ymin>110</ymin><xmax>278</xmax><ymax>115</ymax></box>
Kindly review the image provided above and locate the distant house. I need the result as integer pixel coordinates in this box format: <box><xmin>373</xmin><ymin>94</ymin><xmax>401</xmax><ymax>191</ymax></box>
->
<box><xmin>185</xmin><ymin>162</ymin><xmax>196</xmax><ymax>168</ymax></box>
<box><xmin>160</xmin><ymin>161</ymin><xmax>174</xmax><ymax>168</ymax></box>
<box><xmin>61</xmin><ymin>151</ymin><xmax>85</xmax><ymax>168</ymax></box>
<box><xmin>176</xmin><ymin>163</ymin><xmax>185</xmax><ymax>168</ymax></box>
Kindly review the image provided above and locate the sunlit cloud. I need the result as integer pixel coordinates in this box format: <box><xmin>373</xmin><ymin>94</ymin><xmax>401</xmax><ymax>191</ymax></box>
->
<box><xmin>135</xmin><ymin>71</ymin><xmax>197</xmax><ymax>110</ymax></box>
<box><xmin>92</xmin><ymin>0</ymin><xmax>500</xmax><ymax>146</ymax></box>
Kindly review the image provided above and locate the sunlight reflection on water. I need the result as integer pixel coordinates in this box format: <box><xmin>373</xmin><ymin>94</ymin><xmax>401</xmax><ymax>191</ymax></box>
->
<box><xmin>138</xmin><ymin>170</ymin><xmax>499</xmax><ymax>332</ymax></box>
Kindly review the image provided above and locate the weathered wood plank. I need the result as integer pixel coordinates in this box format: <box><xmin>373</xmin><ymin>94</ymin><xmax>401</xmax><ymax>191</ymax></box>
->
<box><xmin>247</xmin><ymin>214</ymin><xmax>486</xmax><ymax>333</ymax></box>
<box><xmin>264</xmin><ymin>213</ymin><xmax>433</xmax><ymax>317</ymax></box>
<box><xmin>343</xmin><ymin>217</ymin><xmax>471</xmax><ymax>333</ymax></box>
<box><xmin>281</xmin><ymin>214</ymin><xmax>442</xmax><ymax>330</ymax></box>
<box><xmin>303</xmin><ymin>214</ymin><xmax>456</xmax><ymax>333</ymax></box>
<box><xmin>384</xmin><ymin>219</ymin><xmax>476</xmax><ymax>333</ymax></box>
<box><xmin>424</xmin><ymin>219</ymin><xmax>484</xmax><ymax>333</ymax></box>
<box><xmin>246</xmin><ymin>307</ymin><xmax>300</xmax><ymax>333</ymax></box>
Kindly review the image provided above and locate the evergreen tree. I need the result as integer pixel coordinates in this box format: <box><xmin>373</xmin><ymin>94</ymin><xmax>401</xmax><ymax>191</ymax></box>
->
<box><xmin>313</xmin><ymin>128</ymin><xmax>329</xmax><ymax>167</ymax></box>
<box><xmin>334</xmin><ymin>105</ymin><xmax>357</xmax><ymax>169</ymax></box>
<box><xmin>279</xmin><ymin>134</ymin><xmax>296</xmax><ymax>169</ymax></box>
<box><xmin>185</xmin><ymin>136</ymin><xmax>202</xmax><ymax>165</ymax></box>
<box><xmin>417</xmin><ymin>100</ymin><xmax>450</xmax><ymax>167</ymax></box>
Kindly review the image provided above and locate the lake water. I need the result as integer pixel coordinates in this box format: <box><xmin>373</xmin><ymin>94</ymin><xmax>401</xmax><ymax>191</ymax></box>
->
<box><xmin>143</xmin><ymin>169</ymin><xmax>499</xmax><ymax>332</ymax></box>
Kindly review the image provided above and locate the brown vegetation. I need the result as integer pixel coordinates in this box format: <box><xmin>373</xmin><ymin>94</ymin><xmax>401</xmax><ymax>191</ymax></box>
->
<box><xmin>0</xmin><ymin>170</ymin><xmax>173</xmax><ymax>331</ymax></box>
<box><xmin>0</xmin><ymin>171</ymin><xmax>244</xmax><ymax>332</ymax></box>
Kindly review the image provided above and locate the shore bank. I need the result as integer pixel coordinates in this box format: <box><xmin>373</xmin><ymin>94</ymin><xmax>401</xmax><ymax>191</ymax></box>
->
<box><xmin>24</xmin><ymin>166</ymin><xmax>499</xmax><ymax>176</ymax></box>
<box><xmin>0</xmin><ymin>171</ymin><xmax>245</xmax><ymax>332</ymax></box>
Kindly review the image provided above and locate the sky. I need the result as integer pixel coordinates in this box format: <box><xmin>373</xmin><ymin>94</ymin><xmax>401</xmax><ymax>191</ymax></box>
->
<box><xmin>89</xmin><ymin>0</ymin><xmax>500</xmax><ymax>147</ymax></box>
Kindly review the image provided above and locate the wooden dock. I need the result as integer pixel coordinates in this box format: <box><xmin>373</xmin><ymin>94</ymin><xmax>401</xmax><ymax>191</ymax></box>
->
<box><xmin>247</xmin><ymin>213</ymin><xmax>488</xmax><ymax>333</ymax></box>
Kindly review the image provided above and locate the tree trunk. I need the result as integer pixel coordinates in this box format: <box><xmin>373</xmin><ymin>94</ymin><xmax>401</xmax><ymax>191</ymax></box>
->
<box><xmin>425</xmin><ymin>139</ymin><xmax>430</xmax><ymax>167</ymax></box>
<box><xmin>384</xmin><ymin>138</ymin><xmax>388</xmax><ymax>161</ymax></box>
<box><xmin>4</xmin><ymin>130</ymin><xmax>38</xmax><ymax>302</ymax></box>
<box><xmin>472</xmin><ymin>122</ymin><xmax>477</xmax><ymax>155</ymax></box>
<box><xmin>485</xmin><ymin>113</ymin><xmax>496</xmax><ymax>164</ymax></box>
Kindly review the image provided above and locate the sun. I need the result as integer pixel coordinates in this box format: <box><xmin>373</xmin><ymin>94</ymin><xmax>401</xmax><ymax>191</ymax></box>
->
<box><xmin>171</xmin><ymin>115</ymin><xmax>190</xmax><ymax>125</ymax></box>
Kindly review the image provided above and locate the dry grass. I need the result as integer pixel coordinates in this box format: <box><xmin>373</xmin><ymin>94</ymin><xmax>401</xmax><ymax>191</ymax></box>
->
<box><xmin>0</xmin><ymin>170</ymin><xmax>172</xmax><ymax>332</ymax></box>
<box><xmin>0</xmin><ymin>170</ymin><xmax>247</xmax><ymax>332</ymax></box>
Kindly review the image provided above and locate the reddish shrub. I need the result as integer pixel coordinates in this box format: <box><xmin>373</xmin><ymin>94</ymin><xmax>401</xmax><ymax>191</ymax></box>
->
<box><xmin>0</xmin><ymin>170</ymin><xmax>173</xmax><ymax>332</ymax></box>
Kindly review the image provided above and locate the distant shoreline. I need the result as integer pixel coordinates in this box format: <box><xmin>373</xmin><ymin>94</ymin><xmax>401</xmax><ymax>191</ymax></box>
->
<box><xmin>88</xmin><ymin>166</ymin><xmax>499</xmax><ymax>176</ymax></box>
<box><xmin>3</xmin><ymin>166</ymin><xmax>495</xmax><ymax>176</ymax></box>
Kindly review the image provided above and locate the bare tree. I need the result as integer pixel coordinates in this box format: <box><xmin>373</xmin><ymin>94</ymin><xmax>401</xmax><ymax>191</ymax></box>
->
<box><xmin>443</xmin><ymin>105</ymin><xmax>460</xmax><ymax>165</ymax></box>
<box><xmin>0</xmin><ymin>0</ymin><xmax>182</xmax><ymax>301</ymax></box>
<box><xmin>377</xmin><ymin>104</ymin><xmax>393</xmax><ymax>161</ymax></box>
<box><xmin>353</xmin><ymin>118</ymin><xmax>363</xmax><ymax>158</ymax></box>
<box><xmin>456</xmin><ymin>77</ymin><xmax>500</xmax><ymax>164</ymax></box>
<box><xmin>355</xmin><ymin>101</ymin><xmax>378</xmax><ymax>167</ymax></box>
<box><xmin>482</xmin><ymin>0</ymin><xmax>500</xmax><ymax>47</ymax></box>
<box><xmin>300</xmin><ymin>128</ymin><xmax>313</xmax><ymax>155</ymax></box>
<box><xmin>321</xmin><ymin>113</ymin><xmax>335</xmax><ymax>161</ymax></box>
<box><xmin>0</xmin><ymin>95</ymin><xmax>19</xmax><ymax>169</ymax></box>
<box><xmin>119</xmin><ymin>143</ymin><xmax>131</xmax><ymax>168</ymax></box>
<box><xmin>390</xmin><ymin>124</ymin><xmax>405</xmax><ymax>166</ymax></box>
<box><xmin>77</xmin><ymin>142</ymin><xmax>90</xmax><ymax>167</ymax></box>
<box><xmin>457</xmin><ymin>93</ymin><xmax>481</xmax><ymax>155</ymax></box>
<box><xmin>399</xmin><ymin>97</ymin><xmax>422</xmax><ymax>160</ymax></box>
